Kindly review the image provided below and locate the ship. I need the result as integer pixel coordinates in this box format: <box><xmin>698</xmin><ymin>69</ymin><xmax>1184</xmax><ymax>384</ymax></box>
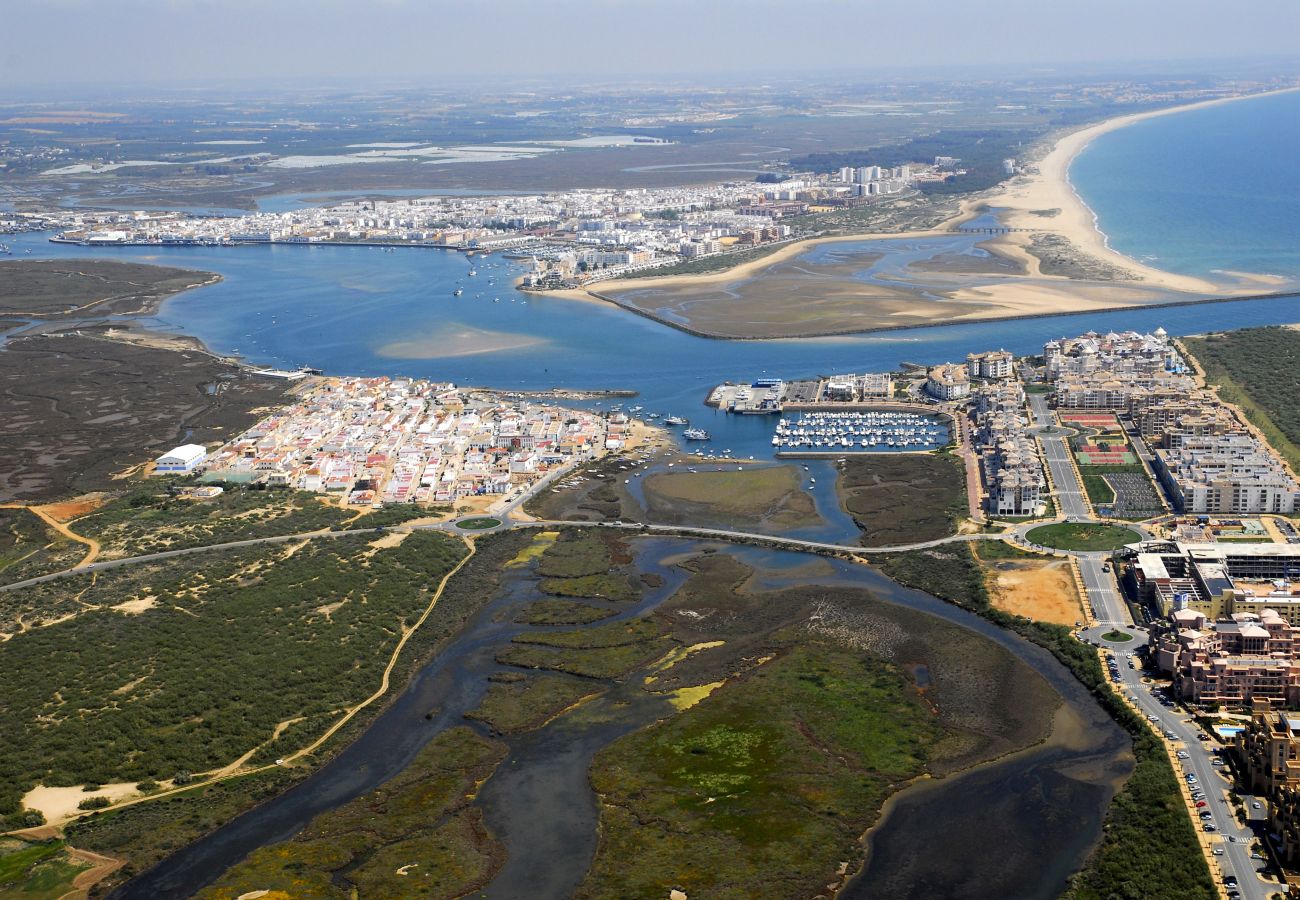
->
<box><xmin>453</xmin><ymin>288</ymin><xmax>463</xmax><ymax>296</ymax></box>
<box><xmin>665</xmin><ymin>416</ymin><xmax>689</xmax><ymax>426</ymax></box>
<box><xmin>683</xmin><ymin>428</ymin><xmax>711</xmax><ymax>441</ymax></box>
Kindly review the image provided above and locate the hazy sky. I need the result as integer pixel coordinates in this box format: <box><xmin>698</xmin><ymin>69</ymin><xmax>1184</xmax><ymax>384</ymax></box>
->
<box><xmin>5</xmin><ymin>0</ymin><xmax>1300</xmax><ymax>87</ymax></box>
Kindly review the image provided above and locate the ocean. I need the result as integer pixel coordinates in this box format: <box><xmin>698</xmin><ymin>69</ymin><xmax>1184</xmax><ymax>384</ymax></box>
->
<box><xmin>1070</xmin><ymin>88</ymin><xmax>1300</xmax><ymax>283</ymax></box>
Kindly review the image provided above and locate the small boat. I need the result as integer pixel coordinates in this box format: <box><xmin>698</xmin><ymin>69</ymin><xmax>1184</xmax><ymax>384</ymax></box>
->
<box><xmin>468</xmin><ymin>269</ymin><xmax>478</xmax><ymax>277</ymax></box>
<box><xmin>683</xmin><ymin>428</ymin><xmax>711</xmax><ymax>441</ymax></box>
<box><xmin>453</xmin><ymin>288</ymin><xmax>463</xmax><ymax>296</ymax></box>
<box><xmin>665</xmin><ymin>416</ymin><xmax>689</xmax><ymax>426</ymax></box>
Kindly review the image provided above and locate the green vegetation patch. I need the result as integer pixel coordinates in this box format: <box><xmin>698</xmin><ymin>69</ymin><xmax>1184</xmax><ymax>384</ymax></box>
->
<box><xmin>497</xmin><ymin>616</ymin><xmax>673</xmax><ymax>679</ymax></box>
<box><xmin>0</xmin><ymin>838</ymin><xmax>90</xmax><ymax>900</ymax></box>
<box><xmin>972</xmin><ymin>539</ymin><xmax>1051</xmax><ymax>561</ymax></box>
<box><xmin>78</xmin><ymin>486</ymin><xmax>351</xmax><ymax>558</ymax></box>
<box><xmin>837</xmin><ymin>452</ymin><xmax>966</xmax><ymax>545</ymax></box>
<box><xmin>0</xmin><ymin>531</ymin><xmax>466</xmax><ymax>819</ymax></box>
<box><xmin>456</xmin><ymin>517</ymin><xmax>501</xmax><ymax>530</ymax></box>
<box><xmin>579</xmin><ymin>643</ymin><xmax>946</xmax><ymax>899</ymax></box>
<box><xmin>336</xmin><ymin>503</ymin><xmax>449</xmax><ymax>530</ymax></box>
<box><xmin>0</xmin><ymin>508</ymin><xmax>84</xmax><ymax>587</ymax></box>
<box><xmin>513</xmin><ymin>599</ymin><xmax>617</xmax><ymax>626</ymax></box>
<box><xmin>197</xmin><ymin>727</ymin><xmax>504</xmax><ymax>900</ymax></box>
<box><xmin>465</xmin><ymin>674</ymin><xmax>598</xmax><ymax>733</ymax></box>
<box><xmin>534</xmin><ymin>529</ymin><xmax>624</xmax><ymax>578</ymax></box>
<box><xmin>1184</xmin><ymin>327</ymin><xmax>1300</xmax><ymax>472</ymax></box>
<box><xmin>1025</xmin><ymin>523</ymin><xmax>1140</xmax><ymax>552</ymax></box>
<box><xmin>641</xmin><ymin>465</ymin><xmax>820</xmax><ymax>533</ymax></box>
<box><xmin>1101</xmin><ymin>630</ymin><xmax>1134</xmax><ymax>643</ymax></box>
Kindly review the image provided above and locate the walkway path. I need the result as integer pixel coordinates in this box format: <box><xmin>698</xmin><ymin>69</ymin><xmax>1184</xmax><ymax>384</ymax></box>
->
<box><xmin>0</xmin><ymin>502</ymin><xmax>101</xmax><ymax>568</ymax></box>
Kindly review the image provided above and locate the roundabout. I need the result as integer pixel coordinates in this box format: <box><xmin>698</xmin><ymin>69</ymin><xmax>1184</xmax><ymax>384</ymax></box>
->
<box><xmin>453</xmin><ymin>516</ymin><xmax>503</xmax><ymax>532</ymax></box>
<box><xmin>1024</xmin><ymin>522</ymin><xmax>1142</xmax><ymax>552</ymax></box>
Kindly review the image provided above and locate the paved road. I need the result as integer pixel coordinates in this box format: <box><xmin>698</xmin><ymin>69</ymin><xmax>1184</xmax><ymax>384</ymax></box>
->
<box><xmin>0</xmin><ymin>527</ymin><xmax>374</xmax><ymax>593</ymax></box>
<box><xmin>1078</xmin><ymin>555</ymin><xmax>1130</xmax><ymax>627</ymax></box>
<box><xmin>1</xmin><ymin>514</ymin><xmax>1011</xmax><ymax>594</ymax></box>
<box><xmin>1030</xmin><ymin>394</ymin><xmax>1092</xmax><ymax>520</ymax></box>
<box><xmin>1111</xmin><ymin>644</ymin><xmax>1271</xmax><ymax>900</ymax></box>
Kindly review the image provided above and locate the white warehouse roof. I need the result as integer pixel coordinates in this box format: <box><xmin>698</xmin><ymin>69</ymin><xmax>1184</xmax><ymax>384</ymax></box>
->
<box><xmin>156</xmin><ymin>444</ymin><xmax>207</xmax><ymax>465</ymax></box>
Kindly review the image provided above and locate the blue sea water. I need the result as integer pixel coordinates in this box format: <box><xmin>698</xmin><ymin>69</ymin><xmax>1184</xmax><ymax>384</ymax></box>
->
<box><xmin>1070</xmin><ymin>89</ymin><xmax>1300</xmax><ymax>282</ymax></box>
<box><xmin>8</xmin><ymin>91</ymin><xmax>1300</xmax><ymax>461</ymax></box>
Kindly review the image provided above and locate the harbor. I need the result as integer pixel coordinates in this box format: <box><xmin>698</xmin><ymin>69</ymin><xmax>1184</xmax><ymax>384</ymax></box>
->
<box><xmin>772</xmin><ymin>410</ymin><xmax>950</xmax><ymax>455</ymax></box>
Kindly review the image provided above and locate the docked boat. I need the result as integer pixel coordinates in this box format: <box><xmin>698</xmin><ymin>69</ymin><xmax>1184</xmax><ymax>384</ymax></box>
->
<box><xmin>683</xmin><ymin>428</ymin><xmax>711</xmax><ymax>441</ymax></box>
<box><xmin>771</xmin><ymin>411</ymin><xmax>948</xmax><ymax>452</ymax></box>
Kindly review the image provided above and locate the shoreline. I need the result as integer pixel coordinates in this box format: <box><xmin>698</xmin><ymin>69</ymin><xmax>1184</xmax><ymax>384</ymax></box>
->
<box><xmin>579</xmin><ymin>285</ymin><xmax>1300</xmax><ymax>343</ymax></box>
<box><xmin>543</xmin><ymin>87</ymin><xmax>1300</xmax><ymax>339</ymax></box>
<box><xmin>1000</xmin><ymin>85</ymin><xmax>1300</xmax><ymax>294</ymax></box>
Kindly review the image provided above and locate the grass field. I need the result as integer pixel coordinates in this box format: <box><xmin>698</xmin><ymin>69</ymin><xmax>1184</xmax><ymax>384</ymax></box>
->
<box><xmin>465</xmin><ymin>674</ymin><xmax>598</xmax><ymax>733</ymax></box>
<box><xmin>1026</xmin><ymin>523</ymin><xmax>1141</xmax><ymax>552</ymax></box>
<box><xmin>580</xmin><ymin>643</ymin><xmax>947</xmax><ymax>900</ymax></box>
<box><xmin>457</xmin><ymin>517</ymin><xmax>501</xmax><ymax>530</ymax></box>
<box><xmin>0</xmin><ymin>838</ymin><xmax>90</xmax><ymax>899</ymax></box>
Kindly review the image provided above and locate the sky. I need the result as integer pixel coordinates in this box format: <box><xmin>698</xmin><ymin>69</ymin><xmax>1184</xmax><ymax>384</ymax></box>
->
<box><xmin>4</xmin><ymin>0</ymin><xmax>1300</xmax><ymax>87</ymax></box>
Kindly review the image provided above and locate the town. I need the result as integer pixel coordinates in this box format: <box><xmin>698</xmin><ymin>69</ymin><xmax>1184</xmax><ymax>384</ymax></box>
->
<box><xmin>36</xmin><ymin>162</ymin><xmax>950</xmax><ymax>286</ymax></box>
<box><xmin>158</xmin><ymin>377</ymin><xmax>616</xmax><ymax>511</ymax></box>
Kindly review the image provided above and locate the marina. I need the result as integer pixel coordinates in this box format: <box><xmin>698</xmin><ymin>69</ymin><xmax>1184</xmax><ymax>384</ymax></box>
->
<box><xmin>772</xmin><ymin>410</ymin><xmax>950</xmax><ymax>454</ymax></box>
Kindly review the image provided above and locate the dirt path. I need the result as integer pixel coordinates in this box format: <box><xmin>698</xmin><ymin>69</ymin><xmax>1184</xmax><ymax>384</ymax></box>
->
<box><xmin>58</xmin><ymin>847</ymin><xmax>125</xmax><ymax>900</ymax></box>
<box><xmin>14</xmin><ymin>534</ymin><xmax>483</xmax><ymax>833</ymax></box>
<box><xmin>284</xmin><ymin>534</ymin><xmax>477</xmax><ymax>763</ymax></box>
<box><xmin>0</xmin><ymin>502</ymin><xmax>102</xmax><ymax>567</ymax></box>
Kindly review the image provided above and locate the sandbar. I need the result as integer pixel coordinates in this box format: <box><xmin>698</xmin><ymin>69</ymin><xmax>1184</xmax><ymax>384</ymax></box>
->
<box><xmin>542</xmin><ymin>88</ymin><xmax>1300</xmax><ymax>339</ymax></box>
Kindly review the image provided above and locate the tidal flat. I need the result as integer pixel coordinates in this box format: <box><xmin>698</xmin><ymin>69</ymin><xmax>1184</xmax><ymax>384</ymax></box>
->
<box><xmin>593</xmin><ymin>225</ymin><xmax>1192</xmax><ymax>339</ymax></box>
<box><xmin>133</xmin><ymin>530</ymin><xmax>1128</xmax><ymax>900</ymax></box>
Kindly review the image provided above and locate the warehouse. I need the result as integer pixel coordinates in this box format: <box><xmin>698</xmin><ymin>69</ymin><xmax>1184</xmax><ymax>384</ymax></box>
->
<box><xmin>153</xmin><ymin>443</ymin><xmax>207</xmax><ymax>475</ymax></box>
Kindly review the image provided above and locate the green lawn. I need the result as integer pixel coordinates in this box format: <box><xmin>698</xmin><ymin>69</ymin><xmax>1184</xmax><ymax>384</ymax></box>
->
<box><xmin>1026</xmin><ymin>523</ymin><xmax>1141</xmax><ymax>552</ymax></box>
<box><xmin>457</xmin><ymin>517</ymin><xmax>501</xmax><ymax>530</ymax></box>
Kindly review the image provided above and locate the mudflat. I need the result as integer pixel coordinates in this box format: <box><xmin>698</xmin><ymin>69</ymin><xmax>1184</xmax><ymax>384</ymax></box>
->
<box><xmin>0</xmin><ymin>258</ymin><xmax>219</xmax><ymax>320</ymax></box>
<box><xmin>640</xmin><ymin>464</ymin><xmax>821</xmax><ymax>533</ymax></box>
<box><xmin>0</xmin><ymin>333</ymin><xmax>292</xmax><ymax>501</ymax></box>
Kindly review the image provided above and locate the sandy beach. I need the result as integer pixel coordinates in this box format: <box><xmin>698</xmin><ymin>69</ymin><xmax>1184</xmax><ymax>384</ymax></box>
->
<box><xmin>532</xmin><ymin>87</ymin><xmax>1300</xmax><ymax>337</ymax></box>
<box><xmin>992</xmin><ymin>86</ymin><xmax>1300</xmax><ymax>294</ymax></box>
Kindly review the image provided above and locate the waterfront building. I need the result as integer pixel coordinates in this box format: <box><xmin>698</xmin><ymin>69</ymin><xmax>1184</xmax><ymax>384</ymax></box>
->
<box><xmin>205</xmin><ymin>377</ymin><xmax>607</xmax><ymax>505</ymax></box>
<box><xmin>926</xmin><ymin>363</ymin><xmax>970</xmax><ymax>400</ymax></box>
<box><xmin>966</xmin><ymin>349</ymin><xmax>1014</xmax><ymax>380</ymax></box>
<box><xmin>969</xmin><ymin>381</ymin><xmax>1045</xmax><ymax>516</ymax></box>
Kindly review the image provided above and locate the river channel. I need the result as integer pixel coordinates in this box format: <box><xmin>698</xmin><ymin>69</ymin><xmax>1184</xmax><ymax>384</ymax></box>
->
<box><xmin>110</xmin><ymin>536</ymin><xmax>1130</xmax><ymax>899</ymax></box>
